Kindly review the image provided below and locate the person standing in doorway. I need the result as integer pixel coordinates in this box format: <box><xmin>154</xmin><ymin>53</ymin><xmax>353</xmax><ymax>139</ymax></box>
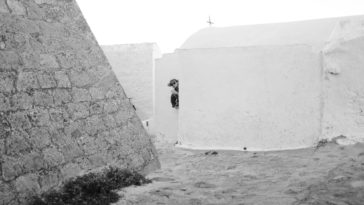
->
<box><xmin>168</xmin><ymin>79</ymin><xmax>179</xmax><ymax>109</ymax></box>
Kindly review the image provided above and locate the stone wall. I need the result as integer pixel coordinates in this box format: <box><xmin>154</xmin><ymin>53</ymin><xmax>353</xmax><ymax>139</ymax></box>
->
<box><xmin>0</xmin><ymin>0</ymin><xmax>159</xmax><ymax>204</ymax></box>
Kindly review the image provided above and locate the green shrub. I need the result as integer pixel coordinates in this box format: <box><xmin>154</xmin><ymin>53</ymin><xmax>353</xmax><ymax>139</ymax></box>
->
<box><xmin>29</xmin><ymin>167</ymin><xmax>151</xmax><ymax>205</ymax></box>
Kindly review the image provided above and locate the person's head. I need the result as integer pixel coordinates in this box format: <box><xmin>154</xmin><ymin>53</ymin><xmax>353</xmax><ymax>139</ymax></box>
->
<box><xmin>168</xmin><ymin>79</ymin><xmax>178</xmax><ymax>88</ymax></box>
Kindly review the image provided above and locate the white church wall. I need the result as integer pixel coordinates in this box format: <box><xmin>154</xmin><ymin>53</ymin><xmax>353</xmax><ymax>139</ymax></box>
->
<box><xmin>177</xmin><ymin>45</ymin><xmax>322</xmax><ymax>151</ymax></box>
<box><xmin>152</xmin><ymin>53</ymin><xmax>180</xmax><ymax>142</ymax></box>
<box><xmin>102</xmin><ymin>43</ymin><xmax>160</xmax><ymax>121</ymax></box>
<box><xmin>322</xmin><ymin>18</ymin><xmax>364</xmax><ymax>143</ymax></box>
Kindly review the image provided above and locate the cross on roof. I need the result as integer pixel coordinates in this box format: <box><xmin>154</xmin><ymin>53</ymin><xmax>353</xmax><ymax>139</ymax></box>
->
<box><xmin>207</xmin><ymin>16</ymin><xmax>214</xmax><ymax>26</ymax></box>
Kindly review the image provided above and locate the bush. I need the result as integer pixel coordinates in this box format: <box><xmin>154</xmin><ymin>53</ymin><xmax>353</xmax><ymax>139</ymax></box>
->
<box><xmin>29</xmin><ymin>167</ymin><xmax>151</xmax><ymax>205</ymax></box>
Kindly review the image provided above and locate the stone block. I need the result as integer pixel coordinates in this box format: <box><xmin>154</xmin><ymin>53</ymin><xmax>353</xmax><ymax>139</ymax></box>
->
<box><xmin>89</xmin><ymin>86</ymin><xmax>106</xmax><ymax>100</ymax></box>
<box><xmin>23</xmin><ymin>0</ymin><xmax>45</xmax><ymax>20</ymax></box>
<box><xmin>0</xmin><ymin>51</ymin><xmax>21</xmax><ymax>70</ymax></box>
<box><xmin>5</xmin><ymin>129</ymin><xmax>30</xmax><ymax>156</ymax></box>
<box><xmin>66</xmin><ymin>102</ymin><xmax>89</xmax><ymax>120</ymax></box>
<box><xmin>0</xmin><ymin>72</ymin><xmax>15</xmax><ymax>93</ymax></box>
<box><xmin>33</xmin><ymin>90</ymin><xmax>54</xmax><ymax>107</ymax></box>
<box><xmin>2</xmin><ymin>155</ymin><xmax>23</xmax><ymax>181</ymax></box>
<box><xmin>51</xmin><ymin>132</ymin><xmax>83</xmax><ymax>162</ymax></box>
<box><xmin>90</xmin><ymin>101</ymin><xmax>103</xmax><ymax>115</ymax></box>
<box><xmin>78</xmin><ymin>135</ymin><xmax>106</xmax><ymax>155</ymax></box>
<box><xmin>63</xmin><ymin>119</ymin><xmax>86</xmax><ymax>139</ymax></box>
<box><xmin>37</xmin><ymin>72</ymin><xmax>57</xmax><ymax>89</ymax></box>
<box><xmin>101</xmin><ymin>130</ymin><xmax>119</xmax><ymax>146</ymax></box>
<box><xmin>16</xmin><ymin>72</ymin><xmax>39</xmax><ymax>91</ymax></box>
<box><xmin>103</xmin><ymin>114</ymin><xmax>117</xmax><ymax>129</ymax></box>
<box><xmin>38</xmin><ymin>169</ymin><xmax>61</xmax><ymax>192</ymax></box>
<box><xmin>29</xmin><ymin>127</ymin><xmax>51</xmax><ymax>149</ymax></box>
<box><xmin>0</xmin><ymin>93</ymin><xmax>10</xmax><ymax>111</ymax></box>
<box><xmin>44</xmin><ymin>5</ymin><xmax>65</xmax><ymax>22</ymax></box>
<box><xmin>53</xmin><ymin>89</ymin><xmax>71</xmax><ymax>105</ymax></box>
<box><xmin>113</xmin><ymin>109</ymin><xmax>131</xmax><ymax>126</ymax></box>
<box><xmin>10</xmin><ymin>92</ymin><xmax>33</xmax><ymax>110</ymax></box>
<box><xmin>0</xmin><ymin>181</ymin><xmax>16</xmax><ymax>205</ymax></box>
<box><xmin>89</xmin><ymin>65</ymin><xmax>110</xmax><ymax>80</ymax></box>
<box><xmin>43</xmin><ymin>147</ymin><xmax>65</xmax><ymax>167</ymax></box>
<box><xmin>84</xmin><ymin>115</ymin><xmax>105</xmax><ymax>136</ymax></box>
<box><xmin>71</xmin><ymin>87</ymin><xmax>91</xmax><ymax>102</ymax></box>
<box><xmin>87</xmin><ymin>154</ymin><xmax>107</xmax><ymax>169</ymax></box>
<box><xmin>34</xmin><ymin>0</ymin><xmax>58</xmax><ymax>4</ymax></box>
<box><xmin>40</xmin><ymin>54</ymin><xmax>59</xmax><ymax>70</ymax></box>
<box><xmin>0</xmin><ymin>113</ymin><xmax>11</xmax><ymax>139</ymax></box>
<box><xmin>79</xmin><ymin>46</ymin><xmax>106</xmax><ymax>67</ymax></box>
<box><xmin>22</xmin><ymin>151</ymin><xmax>47</xmax><ymax>172</ymax></box>
<box><xmin>56</xmin><ymin>51</ymin><xmax>81</xmax><ymax>69</ymax></box>
<box><xmin>49</xmin><ymin>107</ymin><xmax>69</xmax><ymax>128</ymax></box>
<box><xmin>8</xmin><ymin>33</ymin><xmax>27</xmax><ymax>50</ymax></box>
<box><xmin>73</xmin><ymin>157</ymin><xmax>93</xmax><ymax>171</ymax></box>
<box><xmin>0</xmin><ymin>0</ymin><xmax>10</xmax><ymax>13</ymax></box>
<box><xmin>0</xmin><ymin>138</ymin><xmax>4</xmax><ymax>155</ymax></box>
<box><xmin>19</xmin><ymin>51</ymin><xmax>41</xmax><ymax>69</ymax></box>
<box><xmin>54</xmin><ymin>70</ymin><xmax>71</xmax><ymax>88</ymax></box>
<box><xmin>7</xmin><ymin>0</ymin><xmax>26</xmax><ymax>15</ymax></box>
<box><xmin>8</xmin><ymin>111</ymin><xmax>31</xmax><ymax>130</ymax></box>
<box><xmin>27</xmin><ymin>109</ymin><xmax>50</xmax><ymax>127</ymax></box>
<box><xmin>105</xmin><ymin>84</ymin><xmax>123</xmax><ymax>99</ymax></box>
<box><xmin>69</xmin><ymin>69</ymin><xmax>97</xmax><ymax>87</ymax></box>
<box><xmin>15</xmin><ymin>173</ymin><xmax>41</xmax><ymax>195</ymax></box>
<box><xmin>60</xmin><ymin>163</ymin><xmax>82</xmax><ymax>180</ymax></box>
<box><xmin>103</xmin><ymin>99</ymin><xmax>120</xmax><ymax>113</ymax></box>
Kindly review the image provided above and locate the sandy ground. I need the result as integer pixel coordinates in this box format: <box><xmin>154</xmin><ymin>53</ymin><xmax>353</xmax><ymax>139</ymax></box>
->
<box><xmin>114</xmin><ymin>140</ymin><xmax>364</xmax><ymax>205</ymax></box>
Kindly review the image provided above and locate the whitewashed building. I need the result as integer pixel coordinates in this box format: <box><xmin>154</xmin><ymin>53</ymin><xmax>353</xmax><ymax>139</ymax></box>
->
<box><xmin>154</xmin><ymin>15</ymin><xmax>364</xmax><ymax>151</ymax></box>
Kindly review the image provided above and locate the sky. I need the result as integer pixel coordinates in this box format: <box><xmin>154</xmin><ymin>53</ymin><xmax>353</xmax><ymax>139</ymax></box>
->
<box><xmin>76</xmin><ymin>0</ymin><xmax>364</xmax><ymax>54</ymax></box>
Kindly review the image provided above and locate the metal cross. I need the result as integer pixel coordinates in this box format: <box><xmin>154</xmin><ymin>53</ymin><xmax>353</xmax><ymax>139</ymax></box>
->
<box><xmin>207</xmin><ymin>16</ymin><xmax>214</xmax><ymax>26</ymax></box>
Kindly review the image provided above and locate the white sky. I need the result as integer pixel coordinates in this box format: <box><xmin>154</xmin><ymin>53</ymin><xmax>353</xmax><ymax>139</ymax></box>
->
<box><xmin>76</xmin><ymin>0</ymin><xmax>364</xmax><ymax>54</ymax></box>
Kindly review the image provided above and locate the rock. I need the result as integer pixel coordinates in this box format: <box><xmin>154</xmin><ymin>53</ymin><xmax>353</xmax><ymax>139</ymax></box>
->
<box><xmin>15</xmin><ymin>173</ymin><xmax>41</xmax><ymax>194</ymax></box>
<box><xmin>151</xmin><ymin>177</ymin><xmax>175</xmax><ymax>182</ymax></box>
<box><xmin>7</xmin><ymin>0</ymin><xmax>26</xmax><ymax>16</ymax></box>
<box><xmin>205</xmin><ymin>150</ymin><xmax>218</xmax><ymax>155</ymax></box>
<box><xmin>194</xmin><ymin>181</ymin><xmax>217</xmax><ymax>188</ymax></box>
<box><xmin>350</xmin><ymin>180</ymin><xmax>364</xmax><ymax>188</ymax></box>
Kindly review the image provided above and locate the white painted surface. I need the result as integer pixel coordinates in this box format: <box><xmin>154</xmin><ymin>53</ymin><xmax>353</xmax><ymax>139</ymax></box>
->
<box><xmin>178</xmin><ymin>46</ymin><xmax>321</xmax><ymax>151</ymax></box>
<box><xmin>153</xmin><ymin>15</ymin><xmax>364</xmax><ymax>150</ymax></box>
<box><xmin>322</xmin><ymin>16</ymin><xmax>364</xmax><ymax>143</ymax></box>
<box><xmin>152</xmin><ymin>53</ymin><xmax>180</xmax><ymax>142</ymax></box>
<box><xmin>102</xmin><ymin>43</ymin><xmax>161</xmax><ymax>121</ymax></box>
<box><xmin>180</xmin><ymin>16</ymin><xmax>364</xmax><ymax>50</ymax></box>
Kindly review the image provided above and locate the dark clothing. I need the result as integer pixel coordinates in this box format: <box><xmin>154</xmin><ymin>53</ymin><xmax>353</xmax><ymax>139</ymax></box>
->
<box><xmin>171</xmin><ymin>86</ymin><xmax>179</xmax><ymax>108</ymax></box>
<box><xmin>171</xmin><ymin>93</ymin><xmax>179</xmax><ymax>108</ymax></box>
<box><xmin>168</xmin><ymin>79</ymin><xmax>179</xmax><ymax>109</ymax></box>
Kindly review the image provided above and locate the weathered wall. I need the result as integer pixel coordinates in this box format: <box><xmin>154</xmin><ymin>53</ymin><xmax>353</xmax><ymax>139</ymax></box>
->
<box><xmin>177</xmin><ymin>46</ymin><xmax>322</xmax><ymax>151</ymax></box>
<box><xmin>0</xmin><ymin>0</ymin><xmax>159</xmax><ymax>204</ymax></box>
<box><xmin>152</xmin><ymin>53</ymin><xmax>179</xmax><ymax>142</ymax></box>
<box><xmin>153</xmin><ymin>15</ymin><xmax>364</xmax><ymax>151</ymax></box>
<box><xmin>102</xmin><ymin>43</ymin><xmax>161</xmax><ymax>121</ymax></box>
<box><xmin>322</xmin><ymin>17</ymin><xmax>364</xmax><ymax>142</ymax></box>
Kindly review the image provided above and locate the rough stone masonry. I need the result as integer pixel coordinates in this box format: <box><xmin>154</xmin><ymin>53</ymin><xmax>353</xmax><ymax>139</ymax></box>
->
<box><xmin>0</xmin><ymin>0</ymin><xmax>160</xmax><ymax>204</ymax></box>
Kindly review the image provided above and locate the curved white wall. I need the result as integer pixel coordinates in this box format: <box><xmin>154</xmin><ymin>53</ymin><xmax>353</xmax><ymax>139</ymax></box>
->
<box><xmin>322</xmin><ymin>17</ymin><xmax>364</xmax><ymax>143</ymax></box>
<box><xmin>178</xmin><ymin>46</ymin><xmax>322</xmax><ymax>151</ymax></box>
<box><xmin>153</xmin><ymin>16</ymin><xmax>364</xmax><ymax>150</ymax></box>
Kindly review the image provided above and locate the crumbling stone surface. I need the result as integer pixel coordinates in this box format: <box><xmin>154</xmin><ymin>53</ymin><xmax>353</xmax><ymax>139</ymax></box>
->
<box><xmin>0</xmin><ymin>0</ymin><xmax>160</xmax><ymax>203</ymax></box>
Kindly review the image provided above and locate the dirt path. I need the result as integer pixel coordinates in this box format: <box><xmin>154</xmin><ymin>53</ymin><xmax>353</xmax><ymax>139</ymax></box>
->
<box><xmin>114</xmin><ymin>141</ymin><xmax>364</xmax><ymax>205</ymax></box>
